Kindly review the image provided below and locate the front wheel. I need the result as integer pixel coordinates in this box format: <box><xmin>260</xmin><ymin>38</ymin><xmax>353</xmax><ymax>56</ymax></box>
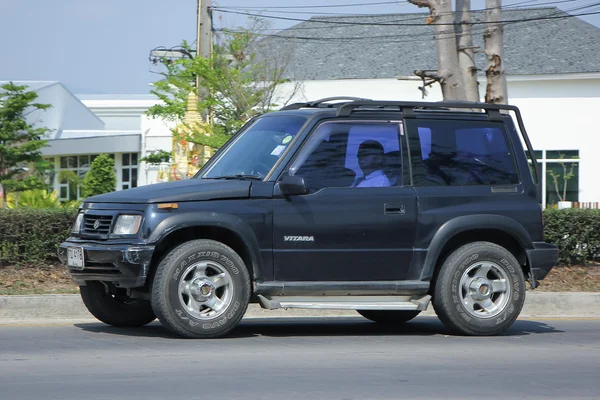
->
<box><xmin>151</xmin><ymin>239</ymin><xmax>251</xmax><ymax>339</ymax></box>
<box><xmin>80</xmin><ymin>281</ymin><xmax>156</xmax><ymax>327</ymax></box>
<box><xmin>433</xmin><ymin>241</ymin><xmax>526</xmax><ymax>336</ymax></box>
<box><xmin>357</xmin><ymin>310</ymin><xmax>420</xmax><ymax>325</ymax></box>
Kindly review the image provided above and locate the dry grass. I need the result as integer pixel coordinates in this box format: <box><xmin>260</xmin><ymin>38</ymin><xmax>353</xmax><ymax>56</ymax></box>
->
<box><xmin>0</xmin><ymin>264</ymin><xmax>78</xmax><ymax>295</ymax></box>
<box><xmin>1</xmin><ymin>264</ymin><xmax>599</xmax><ymax>295</ymax></box>
<box><xmin>535</xmin><ymin>264</ymin><xmax>600</xmax><ymax>292</ymax></box>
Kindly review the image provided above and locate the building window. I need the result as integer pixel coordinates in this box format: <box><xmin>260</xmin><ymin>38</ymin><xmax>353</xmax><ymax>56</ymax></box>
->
<box><xmin>58</xmin><ymin>154</ymin><xmax>114</xmax><ymax>201</ymax></box>
<box><xmin>121</xmin><ymin>153</ymin><xmax>139</xmax><ymax>190</ymax></box>
<box><xmin>43</xmin><ymin>157</ymin><xmax>56</xmax><ymax>192</ymax></box>
<box><xmin>535</xmin><ymin>150</ymin><xmax>579</xmax><ymax>208</ymax></box>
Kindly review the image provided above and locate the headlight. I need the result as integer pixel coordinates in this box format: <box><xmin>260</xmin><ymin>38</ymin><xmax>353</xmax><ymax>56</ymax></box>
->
<box><xmin>113</xmin><ymin>215</ymin><xmax>142</xmax><ymax>235</ymax></box>
<box><xmin>72</xmin><ymin>213</ymin><xmax>84</xmax><ymax>233</ymax></box>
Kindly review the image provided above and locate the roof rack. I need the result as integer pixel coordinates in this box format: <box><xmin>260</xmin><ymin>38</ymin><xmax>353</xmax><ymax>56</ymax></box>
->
<box><xmin>336</xmin><ymin>100</ymin><xmax>517</xmax><ymax>119</ymax></box>
<box><xmin>280</xmin><ymin>96</ymin><xmax>372</xmax><ymax>111</ymax></box>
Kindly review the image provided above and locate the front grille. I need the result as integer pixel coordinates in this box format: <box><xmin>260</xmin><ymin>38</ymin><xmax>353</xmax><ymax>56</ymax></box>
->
<box><xmin>83</xmin><ymin>214</ymin><xmax>113</xmax><ymax>235</ymax></box>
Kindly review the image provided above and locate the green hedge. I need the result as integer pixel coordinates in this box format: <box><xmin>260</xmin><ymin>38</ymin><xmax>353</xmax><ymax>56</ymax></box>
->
<box><xmin>0</xmin><ymin>208</ymin><xmax>77</xmax><ymax>266</ymax></box>
<box><xmin>0</xmin><ymin>208</ymin><xmax>599</xmax><ymax>267</ymax></box>
<box><xmin>543</xmin><ymin>208</ymin><xmax>600</xmax><ymax>266</ymax></box>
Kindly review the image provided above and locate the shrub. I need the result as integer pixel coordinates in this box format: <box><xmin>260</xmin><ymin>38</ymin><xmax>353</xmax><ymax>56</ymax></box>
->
<box><xmin>0</xmin><ymin>208</ymin><xmax>77</xmax><ymax>266</ymax></box>
<box><xmin>543</xmin><ymin>208</ymin><xmax>600</xmax><ymax>265</ymax></box>
<box><xmin>1</xmin><ymin>207</ymin><xmax>599</xmax><ymax>268</ymax></box>
<box><xmin>82</xmin><ymin>154</ymin><xmax>116</xmax><ymax>198</ymax></box>
<box><xmin>6</xmin><ymin>189</ymin><xmax>60</xmax><ymax>209</ymax></box>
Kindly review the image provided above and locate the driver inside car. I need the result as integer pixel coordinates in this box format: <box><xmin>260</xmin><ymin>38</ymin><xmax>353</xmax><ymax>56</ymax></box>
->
<box><xmin>351</xmin><ymin>140</ymin><xmax>391</xmax><ymax>187</ymax></box>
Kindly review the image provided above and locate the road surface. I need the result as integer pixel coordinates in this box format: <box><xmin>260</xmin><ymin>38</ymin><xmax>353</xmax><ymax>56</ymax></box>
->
<box><xmin>1</xmin><ymin>317</ymin><xmax>599</xmax><ymax>399</ymax></box>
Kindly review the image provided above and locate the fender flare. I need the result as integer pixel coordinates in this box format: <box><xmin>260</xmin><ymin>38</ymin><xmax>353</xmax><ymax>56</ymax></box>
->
<box><xmin>147</xmin><ymin>212</ymin><xmax>264</xmax><ymax>282</ymax></box>
<box><xmin>421</xmin><ymin>214</ymin><xmax>534</xmax><ymax>280</ymax></box>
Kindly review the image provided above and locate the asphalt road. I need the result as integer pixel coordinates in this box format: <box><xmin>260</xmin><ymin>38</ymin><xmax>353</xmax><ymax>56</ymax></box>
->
<box><xmin>1</xmin><ymin>317</ymin><xmax>599</xmax><ymax>400</ymax></box>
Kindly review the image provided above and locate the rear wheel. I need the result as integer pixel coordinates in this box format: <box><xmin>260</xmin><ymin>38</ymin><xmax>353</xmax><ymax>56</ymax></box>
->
<box><xmin>80</xmin><ymin>281</ymin><xmax>156</xmax><ymax>327</ymax></box>
<box><xmin>357</xmin><ymin>310</ymin><xmax>421</xmax><ymax>325</ymax></box>
<box><xmin>433</xmin><ymin>241</ymin><xmax>526</xmax><ymax>336</ymax></box>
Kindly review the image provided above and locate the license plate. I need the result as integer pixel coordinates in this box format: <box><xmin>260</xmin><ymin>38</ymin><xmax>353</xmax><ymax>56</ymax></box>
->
<box><xmin>67</xmin><ymin>247</ymin><xmax>85</xmax><ymax>270</ymax></box>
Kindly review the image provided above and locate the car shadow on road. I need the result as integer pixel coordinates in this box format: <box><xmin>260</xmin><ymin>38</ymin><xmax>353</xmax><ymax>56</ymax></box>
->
<box><xmin>73</xmin><ymin>316</ymin><xmax>563</xmax><ymax>339</ymax></box>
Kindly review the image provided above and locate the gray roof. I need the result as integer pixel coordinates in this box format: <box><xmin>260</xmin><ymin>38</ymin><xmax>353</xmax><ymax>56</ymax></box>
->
<box><xmin>258</xmin><ymin>7</ymin><xmax>600</xmax><ymax>80</ymax></box>
<box><xmin>0</xmin><ymin>80</ymin><xmax>105</xmax><ymax>138</ymax></box>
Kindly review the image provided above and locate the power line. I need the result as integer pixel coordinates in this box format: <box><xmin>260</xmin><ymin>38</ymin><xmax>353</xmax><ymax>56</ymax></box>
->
<box><xmin>214</xmin><ymin>1</ymin><xmax>409</xmax><ymax>9</ymax></box>
<box><xmin>214</xmin><ymin>1</ymin><xmax>578</xmax><ymax>31</ymax></box>
<box><xmin>212</xmin><ymin>5</ymin><xmax>600</xmax><ymax>26</ymax></box>
<box><xmin>214</xmin><ymin>0</ymin><xmax>555</xmax><ymax>16</ymax></box>
<box><xmin>214</xmin><ymin>6</ymin><xmax>600</xmax><ymax>44</ymax></box>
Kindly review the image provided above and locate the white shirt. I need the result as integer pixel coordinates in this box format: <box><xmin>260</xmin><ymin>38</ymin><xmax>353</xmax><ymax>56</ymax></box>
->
<box><xmin>352</xmin><ymin>170</ymin><xmax>391</xmax><ymax>187</ymax></box>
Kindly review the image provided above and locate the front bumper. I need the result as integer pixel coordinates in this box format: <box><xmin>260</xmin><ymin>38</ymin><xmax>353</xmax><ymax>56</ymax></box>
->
<box><xmin>526</xmin><ymin>242</ymin><xmax>559</xmax><ymax>282</ymax></box>
<box><xmin>58</xmin><ymin>241</ymin><xmax>155</xmax><ymax>289</ymax></box>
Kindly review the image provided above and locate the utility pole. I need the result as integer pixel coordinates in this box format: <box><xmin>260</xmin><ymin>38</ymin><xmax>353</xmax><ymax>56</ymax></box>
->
<box><xmin>196</xmin><ymin>0</ymin><xmax>213</xmax><ymax>93</ymax></box>
<box><xmin>484</xmin><ymin>0</ymin><xmax>508</xmax><ymax>104</ymax></box>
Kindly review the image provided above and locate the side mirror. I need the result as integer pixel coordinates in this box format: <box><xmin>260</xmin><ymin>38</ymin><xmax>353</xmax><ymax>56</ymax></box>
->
<box><xmin>279</xmin><ymin>175</ymin><xmax>309</xmax><ymax>196</ymax></box>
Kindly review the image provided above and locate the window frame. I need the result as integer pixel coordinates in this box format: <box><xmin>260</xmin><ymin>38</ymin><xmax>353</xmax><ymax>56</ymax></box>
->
<box><xmin>282</xmin><ymin>118</ymin><xmax>406</xmax><ymax>189</ymax></box>
<box><xmin>404</xmin><ymin>117</ymin><xmax>522</xmax><ymax>188</ymax></box>
<box><xmin>534</xmin><ymin>150</ymin><xmax>580</xmax><ymax>208</ymax></box>
<box><xmin>121</xmin><ymin>152</ymin><xmax>139</xmax><ymax>190</ymax></box>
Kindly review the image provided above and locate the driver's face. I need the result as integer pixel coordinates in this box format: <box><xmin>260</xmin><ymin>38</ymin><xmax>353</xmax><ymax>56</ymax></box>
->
<box><xmin>358</xmin><ymin>152</ymin><xmax>383</xmax><ymax>174</ymax></box>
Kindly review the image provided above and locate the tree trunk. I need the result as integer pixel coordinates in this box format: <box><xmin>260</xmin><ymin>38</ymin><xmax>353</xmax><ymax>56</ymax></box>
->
<box><xmin>409</xmin><ymin>0</ymin><xmax>465</xmax><ymax>101</ymax></box>
<box><xmin>455</xmin><ymin>0</ymin><xmax>479</xmax><ymax>102</ymax></box>
<box><xmin>484</xmin><ymin>0</ymin><xmax>508</xmax><ymax>104</ymax></box>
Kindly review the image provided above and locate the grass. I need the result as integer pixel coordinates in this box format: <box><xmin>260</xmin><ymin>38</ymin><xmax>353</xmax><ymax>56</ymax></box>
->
<box><xmin>0</xmin><ymin>265</ymin><xmax>78</xmax><ymax>295</ymax></box>
<box><xmin>1</xmin><ymin>264</ymin><xmax>599</xmax><ymax>295</ymax></box>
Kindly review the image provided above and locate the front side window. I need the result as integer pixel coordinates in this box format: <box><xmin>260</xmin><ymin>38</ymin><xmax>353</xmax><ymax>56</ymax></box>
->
<box><xmin>407</xmin><ymin>120</ymin><xmax>519</xmax><ymax>186</ymax></box>
<box><xmin>288</xmin><ymin>121</ymin><xmax>403</xmax><ymax>192</ymax></box>
<box><xmin>200</xmin><ymin>115</ymin><xmax>308</xmax><ymax>179</ymax></box>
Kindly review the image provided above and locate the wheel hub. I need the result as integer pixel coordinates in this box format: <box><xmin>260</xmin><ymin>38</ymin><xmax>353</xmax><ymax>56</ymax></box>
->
<box><xmin>190</xmin><ymin>279</ymin><xmax>215</xmax><ymax>303</ymax></box>
<box><xmin>469</xmin><ymin>277</ymin><xmax>493</xmax><ymax>301</ymax></box>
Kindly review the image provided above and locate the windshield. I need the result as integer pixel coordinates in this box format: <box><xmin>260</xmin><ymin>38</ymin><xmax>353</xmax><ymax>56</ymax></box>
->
<box><xmin>200</xmin><ymin>115</ymin><xmax>308</xmax><ymax>179</ymax></box>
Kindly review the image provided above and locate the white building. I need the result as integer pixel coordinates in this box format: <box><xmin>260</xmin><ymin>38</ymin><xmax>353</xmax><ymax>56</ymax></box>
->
<box><xmin>3</xmin><ymin>7</ymin><xmax>599</xmax><ymax>207</ymax></box>
<box><xmin>0</xmin><ymin>82</ymin><xmax>174</xmax><ymax>200</ymax></box>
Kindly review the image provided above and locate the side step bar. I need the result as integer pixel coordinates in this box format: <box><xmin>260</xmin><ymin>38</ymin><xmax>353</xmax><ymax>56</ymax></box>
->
<box><xmin>257</xmin><ymin>294</ymin><xmax>432</xmax><ymax>311</ymax></box>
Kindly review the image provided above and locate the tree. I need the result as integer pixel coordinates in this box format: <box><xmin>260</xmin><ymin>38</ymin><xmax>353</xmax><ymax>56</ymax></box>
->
<box><xmin>147</xmin><ymin>20</ymin><xmax>300</xmax><ymax>151</ymax></box>
<box><xmin>82</xmin><ymin>154</ymin><xmax>116</xmax><ymax>198</ymax></box>
<box><xmin>484</xmin><ymin>0</ymin><xmax>509</xmax><ymax>104</ymax></box>
<box><xmin>0</xmin><ymin>82</ymin><xmax>52</xmax><ymax>207</ymax></box>
<box><xmin>455</xmin><ymin>0</ymin><xmax>480</xmax><ymax>101</ymax></box>
<box><xmin>408</xmin><ymin>0</ymin><xmax>508</xmax><ymax>103</ymax></box>
<box><xmin>409</xmin><ymin>0</ymin><xmax>466</xmax><ymax>101</ymax></box>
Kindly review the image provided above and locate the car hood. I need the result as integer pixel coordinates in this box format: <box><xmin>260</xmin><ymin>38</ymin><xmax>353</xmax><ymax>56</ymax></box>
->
<box><xmin>83</xmin><ymin>179</ymin><xmax>252</xmax><ymax>204</ymax></box>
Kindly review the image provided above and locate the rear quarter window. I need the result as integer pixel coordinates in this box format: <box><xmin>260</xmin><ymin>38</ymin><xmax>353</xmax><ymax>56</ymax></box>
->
<box><xmin>407</xmin><ymin>119</ymin><xmax>519</xmax><ymax>186</ymax></box>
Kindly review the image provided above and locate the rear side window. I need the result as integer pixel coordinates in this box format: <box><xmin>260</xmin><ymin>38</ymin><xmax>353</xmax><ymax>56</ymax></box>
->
<box><xmin>407</xmin><ymin>119</ymin><xmax>519</xmax><ymax>186</ymax></box>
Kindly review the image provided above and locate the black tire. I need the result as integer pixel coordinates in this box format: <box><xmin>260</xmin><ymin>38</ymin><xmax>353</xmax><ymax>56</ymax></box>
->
<box><xmin>79</xmin><ymin>281</ymin><xmax>156</xmax><ymax>327</ymax></box>
<box><xmin>151</xmin><ymin>239</ymin><xmax>251</xmax><ymax>339</ymax></box>
<box><xmin>433</xmin><ymin>241</ymin><xmax>526</xmax><ymax>336</ymax></box>
<box><xmin>357</xmin><ymin>310</ymin><xmax>421</xmax><ymax>325</ymax></box>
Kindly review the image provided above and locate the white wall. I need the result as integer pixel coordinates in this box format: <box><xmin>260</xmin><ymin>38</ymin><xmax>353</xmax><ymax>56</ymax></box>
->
<box><xmin>140</xmin><ymin>114</ymin><xmax>175</xmax><ymax>186</ymax></box>
<box><xmin>277</xmin><ymin>74</ymin><xmax>600</xmax><ymax>202</ymax></box>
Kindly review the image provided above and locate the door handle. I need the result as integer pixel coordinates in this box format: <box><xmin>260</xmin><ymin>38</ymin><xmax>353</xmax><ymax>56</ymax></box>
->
<box><xmin>384</xmin><ymin>203</ymin><xmax>405</xmax><ymax>215</ymax></box>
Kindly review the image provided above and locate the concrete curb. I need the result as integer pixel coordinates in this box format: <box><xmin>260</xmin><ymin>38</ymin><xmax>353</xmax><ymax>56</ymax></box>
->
<box><xmin>1</xmin><ymin>292</ymin><xmax>599</xmax><ymax>324</ymax></box>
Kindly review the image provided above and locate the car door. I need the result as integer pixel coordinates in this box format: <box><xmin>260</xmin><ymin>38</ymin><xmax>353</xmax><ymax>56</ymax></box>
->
<box><xmin>271</xmin><ymin>120</ymin><xmax>418</xmax><ymax>282</ymax></box>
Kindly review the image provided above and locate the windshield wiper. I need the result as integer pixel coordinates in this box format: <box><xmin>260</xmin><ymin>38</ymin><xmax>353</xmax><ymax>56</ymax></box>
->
<box><xmin>209</xmin><ymin>174</ymin><xmax>263</xmax><ymax>181</ymax></box>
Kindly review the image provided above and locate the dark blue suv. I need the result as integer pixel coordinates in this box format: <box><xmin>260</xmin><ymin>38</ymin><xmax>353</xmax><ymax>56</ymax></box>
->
<box><xmin>59</xmin><ymin>98</ymin><xmax>558</xmax><ymax>338</ymax></box>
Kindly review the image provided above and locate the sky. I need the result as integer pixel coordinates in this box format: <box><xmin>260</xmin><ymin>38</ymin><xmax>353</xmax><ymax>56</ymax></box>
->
<box><xmin>1</xmin><ymin>0</ymin><xmax>599</xmax><ymax>94</ymax></box>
